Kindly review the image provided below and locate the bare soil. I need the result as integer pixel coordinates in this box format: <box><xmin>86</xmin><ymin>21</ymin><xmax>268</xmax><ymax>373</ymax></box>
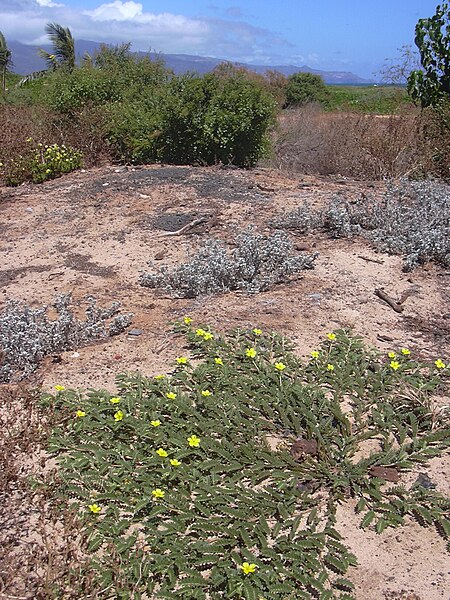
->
<box><xmin>0</xmin><ymin>164</ymin><xmax>449</xmax><ymax>600</ymax></box>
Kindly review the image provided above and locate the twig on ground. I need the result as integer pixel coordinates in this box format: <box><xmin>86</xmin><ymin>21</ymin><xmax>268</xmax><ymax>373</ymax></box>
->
<box><xmin>374</xmin><ymin>288</ymin><xmax>404</xmax><ymax>313</ymax></box>
<box><xmin>158</xmin><ymin>217</ymin><xmax>208</xmax><ymax>237</ymax></box>
<box><xmin>358</xmin><ymin>255</ymin><xmax>384</xmax><ymax>265</ymax></box>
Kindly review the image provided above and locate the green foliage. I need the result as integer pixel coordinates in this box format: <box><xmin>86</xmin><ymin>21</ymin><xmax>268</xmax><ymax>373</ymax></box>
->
<box><xmin>324</xmin><ymin>85</ymin><xmax>411</xmax><ymax>114</ymax></box>
<box><xmin>46</xmin><ymin>324</ymin><xmax>449</xmax><ymax>598</ymax></box>
<box><xmin>3</xmin><ymin>140</ymin><xmax>82</xmax><ymax>186</ymax></box>
<box><xmin>38</xmin><ymin>22</ymin><xmax>75</xmax><ymax>72</ymax></box>
<box><xmin>38</xmin><ymin>49</ymin><xmax>273</xmax><ymax>167</ymax></box>
<box><xmin>43</xmin><ymin>54</ymin><xmax>169</xmax><ymax>116</ymax></box>
<box><xmin>0</xmin><ymin>30</ymin><xmax>12</xmax><ymax>93</ymax></box>
<box><xmin>408</xmin><ymin>2</ymin><xmax>450</xmax><ymax>107</ymax></box>
<box><xmin>285</xmin><ymin>72</ymin><xmax>329</xmax><ymax>107</ymax></box>
<box><xmin>155</xmin><ymin>73</ymin><xmax>276</xmax><ymax>167</ymax></box>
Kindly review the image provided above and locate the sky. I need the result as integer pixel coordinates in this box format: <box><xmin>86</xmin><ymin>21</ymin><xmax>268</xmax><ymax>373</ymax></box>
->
<box><xmin>0</xmin><ymin>0</ymin><xmax>440</xmax><ymax>77</ymax></box>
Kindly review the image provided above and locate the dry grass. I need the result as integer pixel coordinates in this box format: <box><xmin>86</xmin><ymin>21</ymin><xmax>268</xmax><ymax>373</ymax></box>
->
<box><xmin>265</xmin><ymin>104</ymin><xmax>450</xmax><ymax>181</ymax></box>
<box><xmin>0</xmin><ymin>105</ymin><xmax>111</xmax><ymax>171</ymax></box>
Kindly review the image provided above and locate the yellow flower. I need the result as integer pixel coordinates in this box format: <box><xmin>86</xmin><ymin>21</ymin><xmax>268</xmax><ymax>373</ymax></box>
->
<box><xmin>201</xmin><ymin>390</ymin><xmax>212</xmax><ymax>396</ymax></box>
<box><xmin>88</xmin><ymin>503</ymin><xmax>101</xmax><ymax>514</ymax></box>
<box><xmin>188</xmin><ymin>435</ymin><xmax>201</xmax><ymax>447</ymax></box>
<box><xmin>114</xmin><ymin>410</ymin><xmax>124</xmax><ymax>421</ymax></box>
<box><xmin>26</xmin><ymin>137</ymin><xmax>32</xmax><ymax>142</ymax></box>
<box><xmin>150</xmin><ymin>420</ymin><xmax>161</xmax><ymax>427</ymax></box>
<box><xmin>156</xmin><ymin>448</ymin><xmax>168</xmax><ymax>457</ymax></box>
<box><xmin>390</xmin><ymin>361</ymin><xmax>401</xmax><ymax>371</ymax></box>
<box><xmin>170</xmin><ymin>459</ymin><xmax>181</xmax><ymax>466</ymax></box>
<box><xmin>214</xmin><ymin>357</ymin><xmax>223</xmax><ymax>365</ymax></box>
<box><xmin>109</xmin><ymin>396</ymin><xmax>121</xmax><ymax>404</ymax></box>
<box><xmin>54</xmin><ymin>385</ymin><xmax>66</xmax><ymax>391</ymax></box>
<box><xmin>401</xmin><ymin>348</ymin><xmax>411</xmax><ymax>356</ymax></box>
<box><xmin>151</xmin><ymin>488</ymin><xmax>165</xmax><ymax>499</ymax></box>
<box><xmin>388</xmin><ymin>351</ymin><xmax>397</xmax><ymax>359</ymax></box>
<box><xmin>252</xmin><ymin>328</ymin><xmax>262</xmax><ymax>335</ymax></box>
<box><xmin>154</xmin><ymin>374</ymin><xmax>165</xmax><ymax>380</ymax></box>
<box><xmin>239</xmin><ymin>562</ymin><xmax>258</xmax><ymax>575</ymax></box>
<box><xmin>76</xmin><ymin>410</ymin><xmax>86</xmax><ymax>418</ymax></box>
<box><xmin>166</xmin><ymin>391</ymin><xmax>177</xmax><ymax>400</ymax></box>
<box><xmin>274</xmin><ymin>362</ymin><xmax>286</xmax><ymax>371</ymax></box>
<box><xmin>183</xmin><ymin>316</ymin><xmax>192</xmax><ymax>325</ymax></box>
<box><xmin>203</xmin><ymin>332</ymin><xmax>214</xmax><ymax>341</ymax></box>
<box><xmin>311</xmin><ymin>350</ymin><xmax>319</xmax><ymax>359</ymax></box>
<box><xmin>195</xmin><ymin>328</ymin><xmax>206</xmax><ymax>337</ymax></box>
<box><xmin>176</xmin><ymin>356</ymin><xmax>188</xmax><ymax>364</ymax></box>
<box><xmin>327</xmin><ymin>364</ymin><xmax>334</xmax><ymax>371</ymax></box>
<box><xmin>327</xmin><ymin>333</ymin><xmax>336</xmax><ymax>341</ymax></box>
<box><xmin>435</xmin><ymin>359</ymin><xmax>446</xmax><ymax>369</ymax></box>
<box><xmin>246</xmin><ymin>347</ymin><xmax>257</xmax><ymax>358</ymax></box>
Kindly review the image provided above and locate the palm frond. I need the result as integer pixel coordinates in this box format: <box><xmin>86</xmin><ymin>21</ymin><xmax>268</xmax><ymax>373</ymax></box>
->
<box><xmin>44</xmin><ymin>22</ymin><xmax>75</xmax><ymax>71</ymax></box>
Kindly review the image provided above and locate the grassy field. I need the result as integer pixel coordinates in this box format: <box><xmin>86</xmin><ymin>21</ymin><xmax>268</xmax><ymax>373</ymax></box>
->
<box><xmin>324</xmin><ymin>85</ymin><xmax>413</xmax><ymax>114</ymax></box>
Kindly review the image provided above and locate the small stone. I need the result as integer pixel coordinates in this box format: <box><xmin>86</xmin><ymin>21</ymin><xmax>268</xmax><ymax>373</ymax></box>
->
<box><xmin>413</xmin><ymin>472</ymin><xmax>436</xmax><ymax>489</ymax></box>
<box><xmin>154</xmin><ymin>251</ymin><xmax>166</xmax><ymax>261</ymax></box>
<box><xmin>368</xmin><ymin>466</ymin><xmax>400</xmax><ymax>482</ymax></box>
<box><xmin>290</xmin><ymin>439</ymin><xmax>318</xmax><ymax>461</ymax></box>
<box><xmin>25</xmin><ymin>207</ymin><xmax>33</xmax><ymax>213</ymax></box>
<box><xmin>71</xmin><ymin>352</ymin><xmax>80</xmax><ymax>358</ymax></box>
<box><xmin>295</xmin><ymin>243</ymin><xmax>310</xmax><ymax>252</ymax></box>
<box><xmin>128</xmin><ymin>328</ymin><xmax>143</xmax><ymax>337</ymax></box>
<box><xmin>113</xmin><ymin>354</ymin><xmax>122</xmax><ymax>360</ymax></box>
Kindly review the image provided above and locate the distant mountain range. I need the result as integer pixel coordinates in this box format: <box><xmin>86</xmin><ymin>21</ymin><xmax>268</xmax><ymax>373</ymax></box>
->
<box><xmin>8</xmin><ymin>40</ymin><xmax>372</xmax><ymax>85</ymax></box>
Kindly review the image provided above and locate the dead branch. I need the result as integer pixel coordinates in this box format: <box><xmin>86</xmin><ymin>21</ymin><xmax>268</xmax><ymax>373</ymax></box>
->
<box><xmin>358</xmin><ymin>255</ymin><xmax>385</xmax><ymax>265</ymax></box>
<box><xmin>159</xmin><ymin>217</ymin><xmax>208</xmax><ymax>237</ymax></box>
<box><xmin>374</xmin><ymin>288</ymin><xmax>403</xmax><ymax>313</ymax></box>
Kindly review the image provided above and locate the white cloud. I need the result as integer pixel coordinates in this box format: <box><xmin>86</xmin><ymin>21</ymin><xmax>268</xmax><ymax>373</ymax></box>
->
<box><xmin>36</xmin><ymin>0</ymin><xmax>64</xmax><ymax>7</ymax></box>
<box><xmin>0</xmin><ymin>0</ymin><xmax>291</xmax><ymax>64</ymax></box>
<box><xmin>84</xmin><ymin>1</ymin><xmax>143</xmax><ymax>22</ymax></box>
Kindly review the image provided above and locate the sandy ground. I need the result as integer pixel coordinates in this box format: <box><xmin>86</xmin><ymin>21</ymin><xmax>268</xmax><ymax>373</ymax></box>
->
<box><xmin>0</xmin><ymin>164</ymin><xmax>449</xmax><ymax>599</ymax></box>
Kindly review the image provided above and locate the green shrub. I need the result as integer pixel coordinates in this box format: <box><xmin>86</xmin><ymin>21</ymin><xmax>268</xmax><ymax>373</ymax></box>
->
<box><xmin>156</xmin><ymin>73</ymin><xmax>276</xmax><ymax>167</ymax></box>
<box><xmin>285</xmin><ymin>72</ymin><xmax>330</xmax><ymax>107</ymax></box>
<box><xmin>45</xmin><ymin>323</ymin><xmax>449</xmax><ymax>598</ymax></box>
<box><xmin>43</xmin><ymin>51</ymin><xmax>169</xmax><ymax>115</ymax></box>
<box><xmin>3</xmin><ymin>140</ymin><xmax>82</xmax><ymax>185</ymax></box>
<box><xmin>44</xmin><ymin>67</ymin><xmax>123</xmax><ymax>115</ymax></box>
<box><xmin>103</xmin><ymin>100</ymin><xmax>162</xmax><ymax>163</ymax></box>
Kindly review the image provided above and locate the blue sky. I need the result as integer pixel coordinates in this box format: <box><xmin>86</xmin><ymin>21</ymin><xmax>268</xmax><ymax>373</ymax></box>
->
<box><xmin>0</xmin><ymin>0</ymin><xmax>439</xmax><ymax>77</ymax></box>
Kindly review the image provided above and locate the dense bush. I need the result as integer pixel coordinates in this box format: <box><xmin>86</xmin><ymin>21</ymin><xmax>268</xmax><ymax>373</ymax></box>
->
<box><xmin>154</xmin><ymin>73</ymin><xmax>276</xmax><ymax>167</ymax></box>
<box><xmin>140</xmin><ymin>228</ymin><xmax>317</xmax><ymax>297</ymax></box>
<box><xmin>285</xmin><ymin>72</ymin><xmax>330</xmax><ymax>107</ymax></box>
<box><xmin>32</xmin><ymin>52</ymin><xmax>275</xmax><ymax>168</ymax></box>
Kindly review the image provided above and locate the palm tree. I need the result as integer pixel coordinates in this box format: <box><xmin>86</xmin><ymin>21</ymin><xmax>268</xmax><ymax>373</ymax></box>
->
<box><xmin>0</xmin><ymin>31</ymin><xmax>12</xmax><ymax>93</ymax></box>
<box><xmin>38</xmin><ymin>22</ymin><xmax>75</xmax><ymax>72</ymax></box>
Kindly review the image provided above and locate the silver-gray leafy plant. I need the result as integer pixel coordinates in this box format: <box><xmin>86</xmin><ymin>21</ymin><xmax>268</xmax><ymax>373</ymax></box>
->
<box><xmin>274</xmin><ymin>180</ymin><xmax>450</xmax><ymax>271</ymax></box>
<box><xmin>140</xmin><ymin>229</ymin><xmax>318</xmax><ymax>297</ymax></box>
<box><xmin>0</xmin><ymin>294</ymin><xmax>133</xmax><ymax>382</ymax></box>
